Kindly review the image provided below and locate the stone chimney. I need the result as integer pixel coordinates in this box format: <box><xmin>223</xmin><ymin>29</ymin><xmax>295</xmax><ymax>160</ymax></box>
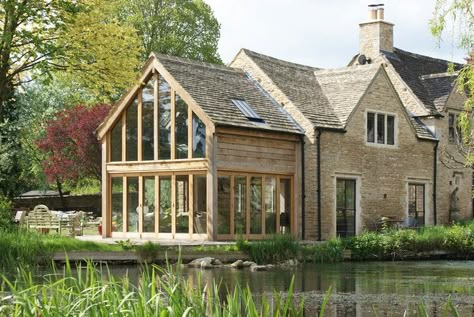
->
<box><xmin>359</xmin><ymin>4</ymin><xmax>394</xmax><ymax>60</ymax></box>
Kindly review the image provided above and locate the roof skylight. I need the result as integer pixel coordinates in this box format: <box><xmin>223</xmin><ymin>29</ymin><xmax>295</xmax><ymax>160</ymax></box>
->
<box><xmin>231</xmin><ymin>99</ymin><xmax>264</xmax><ymax>123</ymax></box>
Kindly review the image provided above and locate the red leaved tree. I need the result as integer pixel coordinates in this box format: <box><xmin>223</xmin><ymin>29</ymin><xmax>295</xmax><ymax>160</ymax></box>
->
<box><xmin>36</xmin><ymin>104</ymin><xmax>110</xmax><ymax>190</ymax></box>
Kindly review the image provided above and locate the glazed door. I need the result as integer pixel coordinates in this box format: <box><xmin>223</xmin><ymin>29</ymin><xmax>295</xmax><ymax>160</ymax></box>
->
<box><xmin>336</xmin><ymin>179</ymin><xmax>356</xmax><ymax>237</ymax></box>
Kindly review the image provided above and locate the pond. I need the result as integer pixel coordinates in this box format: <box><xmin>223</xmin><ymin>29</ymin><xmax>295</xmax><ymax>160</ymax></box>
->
<box><xmin>106</xmin><ymin>260</ymin><xmax>474</xmax><ymax>316</ymax></box>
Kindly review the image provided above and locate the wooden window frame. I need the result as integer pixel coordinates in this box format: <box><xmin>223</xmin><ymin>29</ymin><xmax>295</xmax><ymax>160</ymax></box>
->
<box><xmin>216</xmin><ymin>172</ymin><xmax>294</xmax><ymax>241</ymax></box>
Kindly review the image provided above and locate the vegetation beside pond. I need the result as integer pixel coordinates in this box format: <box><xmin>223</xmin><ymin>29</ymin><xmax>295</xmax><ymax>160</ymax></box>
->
<box><xmin>0</xmin><ymin>261</ymin><xmax>306</xmax><ymax>317</ymax></box>
<box><xmin>2</xmin><ymin>217</ymin><xmax>474</xmax><ymax>272</ymax></box>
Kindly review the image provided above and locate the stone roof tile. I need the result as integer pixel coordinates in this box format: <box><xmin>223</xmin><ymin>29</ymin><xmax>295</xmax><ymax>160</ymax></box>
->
<box><xmin>383</xmin><ymin>48</ymin><xmax>462</xmax><ymax>115</ymax></box>
<box><xmin>155</xmin><ymin>54</ymin><xmax>303</xmax><ymax>134</ymax></box>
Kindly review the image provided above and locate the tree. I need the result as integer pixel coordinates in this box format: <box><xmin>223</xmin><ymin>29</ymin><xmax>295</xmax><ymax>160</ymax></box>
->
<box><xmin>36</xmin><ymin>104</ymin><xmax>110</xmax><ymax>193</ymax></box>
<box><xmin>118</xmin><ymin>0</ymin><xmax>222</xmax><ymax>63</ymax></box>
<box><xmin>0</xmin><ymin>0</ymin><xmax>142</xmax><ymax>122</ymax></box>
<box><xmin>431</xmin><ymin>0</ymin><xmax>474</xmax><ymax>166</ymax></box>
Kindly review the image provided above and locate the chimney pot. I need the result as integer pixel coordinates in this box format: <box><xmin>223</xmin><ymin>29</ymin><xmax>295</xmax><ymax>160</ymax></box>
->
<box><xmin>368</xmin><ymin>8</ymin><xmax>377</xmax><ymax>20</ymax></box>
<box><xmin>377</xmin><ymin>7</ymin><xmax>384</xmax><ymax>20</ymax></box>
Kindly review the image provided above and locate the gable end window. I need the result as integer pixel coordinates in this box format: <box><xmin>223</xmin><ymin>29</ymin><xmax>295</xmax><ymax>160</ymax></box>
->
<box><xmin>367</xmin><ymin>112</ymin><xmax>395</xmax><ymax>146</ymax></box>
<box><xmin>448</xmin><ymin>113</ymin><xmax>462</xmax><ymax>144</ymax></box>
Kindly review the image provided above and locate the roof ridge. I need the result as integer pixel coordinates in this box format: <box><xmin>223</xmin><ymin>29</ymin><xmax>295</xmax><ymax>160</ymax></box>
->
<box><xmin>153</xmin><ymin>52</ymin><xmax>242</xmax><ymax>75</ymax></box>
<box><xmin>420</xmin><ymin>72</ymin><xmax>459</xmax><ymax>80</ymax></box>
<box><xmin>314</xmin><ymin>63</ymin><xmax>379</xmax><ymax>75</ymax></box>
<box><xmin>393</xmin><ymin>47</ymin><xmax>464</xmax><ymax>67</ymax></box>
<box><xmin>242</xmin><ymin>48</ymin><xmax>322</xmax><ymax>71</ymax></box>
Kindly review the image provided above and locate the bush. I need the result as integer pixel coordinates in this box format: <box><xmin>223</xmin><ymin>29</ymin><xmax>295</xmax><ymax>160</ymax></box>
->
<box><xmin>0</xmin><ymin>195</ymin><xmax>13</xmax><ymax>231</ymax></box>
<box><xmin>237</xmin><ymin>234</ymin><xmax>300</xmax><ymax>264</ymax></box>
<box><xmin>305</xmin><ymin>238</ymin><xmax>345</xmax><ymax>263</ymax></box>
<box><xmin>348</xmin><ymin>231</ymin><xmax>384</xmax><ymax>260</ymax></box>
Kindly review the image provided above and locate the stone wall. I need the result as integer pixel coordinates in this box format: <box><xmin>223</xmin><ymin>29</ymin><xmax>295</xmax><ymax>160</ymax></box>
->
<box><xmin>14</xmin><ymin>194</ymin><xmax>101</xmax><ymax>215</ymax></box>
<box><xmin>318</xmin><ymin>70</ymin><xmax>435</xmax><ymax>239</ymax></box>
<box><xmin>426</xmin><ymin>90</ymin><xmax>473</xmax><ymax>223</ymax></box>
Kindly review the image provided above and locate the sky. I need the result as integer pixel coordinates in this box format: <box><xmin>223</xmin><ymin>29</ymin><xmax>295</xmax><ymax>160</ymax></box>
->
<box><xmin>203</xmin><ymin>0</ymin><xmax>466</xmax><ymax>68</ymax></box>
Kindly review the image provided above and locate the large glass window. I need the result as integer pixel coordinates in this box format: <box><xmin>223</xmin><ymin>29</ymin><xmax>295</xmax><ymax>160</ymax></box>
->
<box><xmin>159</xmin><ymin>78</ymin><xmax>171</xmax><ymax>160</ymax></box>
<box><xmin>234</xmin><ymin>176</ymin><xmax>247</xmax><ymax>235</ymax></box>
<box><xmin>127</xmin><ymin>177</ymin><xmax>139</xmax><ymax>232</ymax></box>
<box><xmin>175</xmin><ymin>94</ymin><xmax>188</xmax><ymax>159</ymax></box>
<box><xmin>250</xmin><ymin>176</ymin><xmax>262</xmax><ymax>234</ymax></box>
<box><xmin>192</xmin><ymin>113</ymin><xmax>206</xmax><ymax>158</ymax></box>
<box><xmin>109</xmin><ymin>72</ymin><xmax>208</xmax><ymax>162</ymax></box>
<box><xmin>159</xmin><ymin>176</ymin><xmax>172</xmax><ymax>233</ymax></box>
<box><xmin>111</xmin><ymin>177</ymin><xmax>123</xmax><ymax>232</ymax></box>
<box><xmin>142</xmin><ymin>78</ymin><xmax>155</xmax><ymax>160</ymax></box>
<box><xmin>367</xmin><ymin>112</ymin><xmax>395</xmax><ymax>146</ymax></box>
<box><xmin>110</xmin><ymin>121</ymin><xmax>122</xmax><ymax>162</ymax></box>
<box><xmin>265</xmin><ymin>177</ymin><xmax>277</xmax><ymax>235</ymax></box>
<box><xmin>126</xmin><ymin>98</ymin><xmax>138</xmax><ymax>161</ymax></box>
<box><xmin>176</xmin><ymin>175</ymin><xmax>189</xmax><ymax>233</ymax></box>
<box><xmin>193</xmin><ymin>175</ymin><xmax>207</xmax><ymax>234</ymax></box>
<box><xmin>143</xmin><ymin>177</ymin><xmax>155</xmax><ymax>232</ymax></box>
<box><xmin>218</xmin><ymin>176</ymin><xmax>231</xmax><ymax>234</ymax></box>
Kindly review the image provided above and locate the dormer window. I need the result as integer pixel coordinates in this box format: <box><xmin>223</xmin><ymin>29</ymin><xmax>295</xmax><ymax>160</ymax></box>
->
<box><xmin>367</xmin><ymin>111</ymin><xmax>396</xmax><ymax>146</ymax></box>
<box><xmin>231</xmin><ymin>99</ymin><xmax>265</xmax><ymax>123</ymax></box>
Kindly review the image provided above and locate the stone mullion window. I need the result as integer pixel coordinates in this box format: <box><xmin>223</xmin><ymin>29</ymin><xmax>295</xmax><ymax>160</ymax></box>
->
<box><xmin>367</xmin><ymin>111</ymin><xmax>395</xmax><ymax>146</ymax></box>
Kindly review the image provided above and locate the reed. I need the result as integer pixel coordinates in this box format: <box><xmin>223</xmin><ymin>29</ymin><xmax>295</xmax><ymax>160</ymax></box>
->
<box><xmin>0</xmin><ymin>260</ymin><xmax>306</xmax><ymax>317</ymax></box>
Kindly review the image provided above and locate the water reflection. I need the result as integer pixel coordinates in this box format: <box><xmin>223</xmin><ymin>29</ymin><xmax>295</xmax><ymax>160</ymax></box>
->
<box><xmin>78</xmin><ymin>261</ymin><xmax>474</xmax><ymax>316</ymax></box>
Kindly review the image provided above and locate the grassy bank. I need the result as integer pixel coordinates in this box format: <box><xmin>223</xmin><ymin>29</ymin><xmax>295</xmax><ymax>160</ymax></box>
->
<box><xmin>0</xmin><ymin>261</ymin><xmax>305</xmax><ymax>317</ymax></box>
<box><xmin>0</xmin><ymin>229</ymin><xmax>121</xmax><ymax>271</ymax></box>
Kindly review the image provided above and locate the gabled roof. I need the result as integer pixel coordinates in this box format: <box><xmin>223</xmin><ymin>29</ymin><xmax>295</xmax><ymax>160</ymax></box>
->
<box><xmin>382</xmin><ymin>48</ymin><xmax>462</xmax><ymax>115</ymax></box>
<box><xmin>238</xmin><ymin>49</ymin><xmax>436</xmax><ymax>141</ymax></box>
<box><xmin>155</xmin><ymin>53</ymin><xmax>303</xmax><ymax>134</ymax></box>
<box><xmin>240</xmin><ymin>49</ymin><xmax>342</xmax><ymax>129</ymax></box>
<box><xmin>98</xmin><ymin>53</ymin><xmax>303</xmax><ymax>139</ymax></box>
<box><xmin>314</xmin><ymin>64</ymin><xmax>380</xmax><ymax>126</ymax></box>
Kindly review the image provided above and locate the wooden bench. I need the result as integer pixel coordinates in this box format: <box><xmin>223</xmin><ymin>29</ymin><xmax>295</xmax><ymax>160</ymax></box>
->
<box><xmin>26</xmin><ymin>210</ymin><xmax>76</xmax><ymax>235</ymax></box>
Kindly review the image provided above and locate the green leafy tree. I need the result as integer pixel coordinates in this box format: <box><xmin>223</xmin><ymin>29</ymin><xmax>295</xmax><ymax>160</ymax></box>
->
<box><xmin>119</xmin><ymin>0</ymin><xmax>222</xmax><ymax>63</ymax></box>
<box><xmin>431</xmin><ymin>0</ymin><xmax>474</xmax><ymax>166</ymax></box>
<box><xmin>0</xmin><ymin>0</ymin><xmax>142</xmax><ymax>122</ymax></box>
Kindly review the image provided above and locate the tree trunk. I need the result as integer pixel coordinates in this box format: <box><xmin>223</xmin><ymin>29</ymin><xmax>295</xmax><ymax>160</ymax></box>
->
<box><xmin>56</xmin><ymin>178</ymin><xmax>66</xmax><ymax>209</ymax></box>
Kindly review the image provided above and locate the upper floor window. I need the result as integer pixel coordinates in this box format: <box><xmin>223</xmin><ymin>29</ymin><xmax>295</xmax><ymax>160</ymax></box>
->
<box><xmin>109</xmin><ymin>73</ymin><xmax>206</xmax><ymax>162</ymax></box>
<box><xmin>367</xmin><ymin>111</ymin><xmax>395</xmax><ymax>146</ymax></box>
<box><xmin>448</xmin><ymin>113</ymin><xmax>462</xmax><ymax>144</ymax></box>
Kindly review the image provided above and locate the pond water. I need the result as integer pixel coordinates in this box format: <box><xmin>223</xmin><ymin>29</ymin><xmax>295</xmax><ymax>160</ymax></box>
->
<box><xmin>106</xmin><ymin>260</ymin><xmax>474</xmax><ymax>316</ymax></box>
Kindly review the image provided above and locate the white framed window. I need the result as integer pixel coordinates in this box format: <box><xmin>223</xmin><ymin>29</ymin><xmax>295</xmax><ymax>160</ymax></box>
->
<box><xmin>366</xmin><ymin>111</ymin><xmax>396</xmax><ymax>146</ymax></box>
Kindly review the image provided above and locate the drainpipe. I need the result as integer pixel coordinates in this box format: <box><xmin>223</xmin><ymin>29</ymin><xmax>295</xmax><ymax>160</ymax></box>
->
<box><xmin>316</xmin><ymin>128</ymin><xmax>322</xmax><ymax>241</ymax></box>
<box><xmin>433</xmin><ymin>140</ymin><xmax>439</xmax><ymax>225</ymax></box>
<box><xmin>300</xmin><ymin>134</ymin><xmax>306</xmax><ymax>240</ymax></box>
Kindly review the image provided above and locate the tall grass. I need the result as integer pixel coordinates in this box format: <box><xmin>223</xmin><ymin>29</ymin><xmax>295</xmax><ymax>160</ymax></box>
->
<box><xmin>237</xmin><ymin>234</ymin><xmax>300</xmax><ymax>264</ymax></box>
<box><xmin>0</xmin><ymin>229</ymin><xmax>121</xmax><ymax>272</ymax></box>
<box><xmin>0</xmin><ymin>260</ymin><xmax>306</xmax><ymax>317</ymax></box>
<box><xmin>0</xmin><ymin>229</ymin><xmax>48</xmax><ymax>270</ymax></box>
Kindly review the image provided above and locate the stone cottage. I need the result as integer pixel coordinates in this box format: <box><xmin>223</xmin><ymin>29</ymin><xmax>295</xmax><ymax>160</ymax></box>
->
<box><xmin>97</xmin><ymin>5</ymin><xmax>472</xmax><ymax>241</ymax></box>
